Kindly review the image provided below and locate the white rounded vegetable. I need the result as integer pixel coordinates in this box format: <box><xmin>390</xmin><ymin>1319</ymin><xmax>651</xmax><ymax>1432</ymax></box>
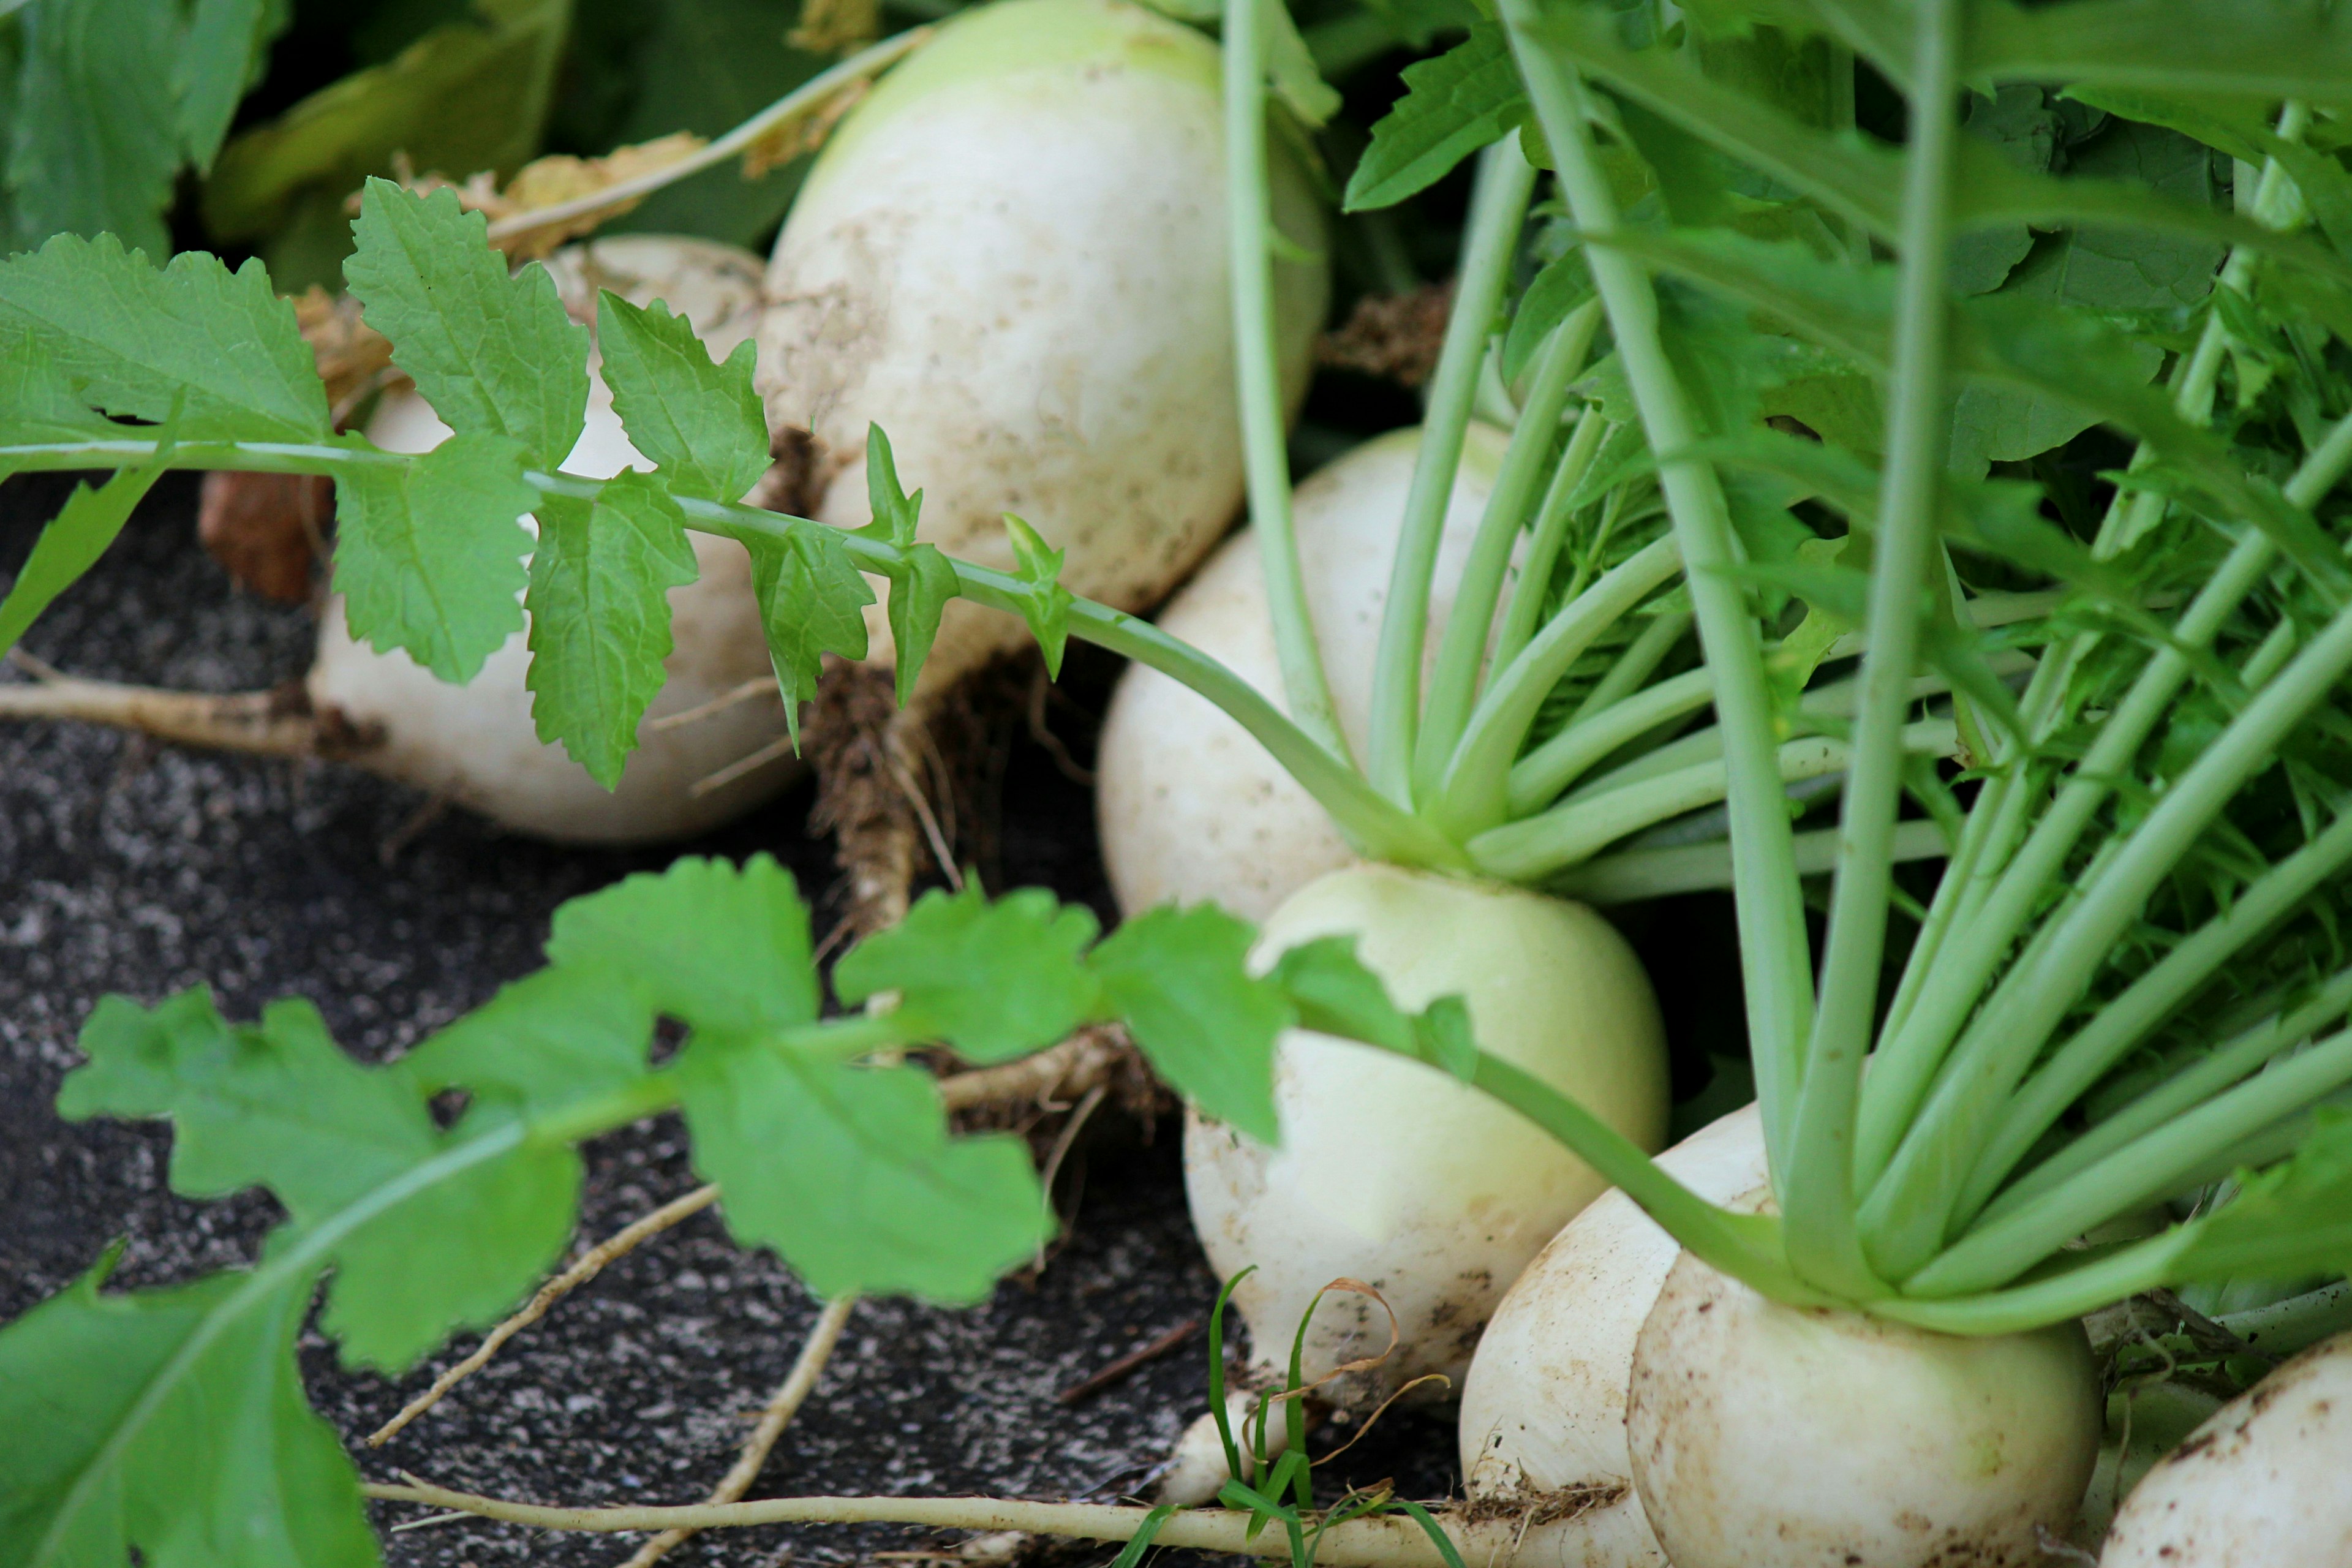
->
<box><xmin>2100</xmin><ymin>1327</ymin><xmax>2352</xmax><ymax>1567</ymax></box>
<box><xmin>1185</xmin><ymin>862</ymin><xmax>1669</xmax><ymax>1412</ymax></box>
<box><xmin>1455</xmin><ymin>1102</ymin><xmax>1767</xmax><ymax>1568</ymax></box>
<box><xmin>1625</xmin><ymin>1237</ymin><xmax>2101</xmax><ymax>1568</ymax></box>
<box><xmin>758</xmin><ymin>0</ymin><xmax>1328</xmax><ymax>703</ymax></box>
<box><xmin>1096</xmin><ymin>423</ymin><xmax>1508</xmax><ymax>922</ymax></box>
<box><xmin>312</xmin><ymin>235</ymin><xmax>793</xmax><ymax>843</ymax></box>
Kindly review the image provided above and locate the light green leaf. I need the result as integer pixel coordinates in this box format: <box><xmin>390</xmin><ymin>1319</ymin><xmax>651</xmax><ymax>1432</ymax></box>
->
<box><xmin>676</xmin><ymin>1044</ymin><xmax>1051</xmax><ymax>1302</ymax></box>
<box><xmin>0</xmin><ymin>1251</ymin><xmax>379</xmax><ymax>1568</ymax></box>
<box><xmin>1344</xmin><ymin>21</ymin><xmax>1525</xmax><ymax>213</ymax></box>
<box><xmin>0</xmin><ymin>335</ymin><xmax>119</xmax><ymax>445</ymax></box>
<box><xmin>595</xmin><ymin>292</ymin><xmax>770</xmax><ymax>503</ymax></box>
<box><xmin>330</xmin><ymin>431</ymin><xmax>535</xmax><ymax>684</ymax></box>
<box><xmin>835</xmin><ymin>886</ymin><xmax>1104</xmax><ymax>1064</ymax></box>
<box><xmin>1267</xmin><ymin>935</ymin><xmax>1414</xmax><ymax>1052</ymax></box>
<box><xmin>57</xmin><ymin>990</ymin><xmax>579</xmax><ymax>1372</ymax></box>
<box><xmin>749</xmin><ymin>521</ymin><xmax>874</xmax><ymax>747</ymax></box>
<box><xmin>856</xmin><ymin>427</ymin><xmax>960</xmax><ymax>706</ymax></box>
<box><xmin>524</xmin><ymin>475</ymin><xmax>700</xmax><ymax>790</ymax></box>
<box><xmin>2172</xmin><ymin>1109</ymin><xmax>2352</xmax><ymax>1283</ymax></box>
<box><xmin>1262</xmin><ymin>0</ymin><xmax>1341</xmax><ymax>130</ymax></box>
<box><xmin>1089</xmin><ymin>903</ymin><xmax>1287</xmax><ymax>1145</ymax></box>
<box><xmin>1502</xmin><ymin>249</ymin><xmax>1595</xmax><ymax>385</ymax></box>
<box><xmin>1001</xmin><ymin>513</ymin><xmax>1073</xmax><ymax>679</ymax></box>
<box><xmin>395</xmin><ymin>964</ymin><xmax>657</xmax><ymax>1117</ymax></box>
<box><xmin>344</xmin><ymin>178</ymin><xmax>587</xmax><ymax>470</ymax></box>
<box><xmin>860</xmin><ymin>424</ymin><xmax>922</xmax><ymax>546</ymax></box>
<box><xmin>0</xmin><ymin>456</ymin><xmax>166</xmax><ymax>657</ymax></box>
<box><xmin>0</xmin><ymin>233</ymin><xmax>328</xmax><ymax>442</ymax></box>
<box><xmin>545</xmin><ymin>852</ymin><xmax>820</xmax><ymax>1036</ymax></box>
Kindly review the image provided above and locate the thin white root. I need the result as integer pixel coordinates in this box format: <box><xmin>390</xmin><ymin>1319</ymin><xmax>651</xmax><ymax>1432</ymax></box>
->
<box><xmin>617</xmin><ymin>1293</ymin><xmax>861</xmax><ymax>1568</ymax></box>
<box><xmin>360</xmin><ymin>1477</ymin><xmax>1498</xmax><ymax>1566</ymax></box>
<box><xmin>0</xmin><ymin>668</ymin><xmax>332</xmax><ymax>758</ymax></box>
<box><xmin>691</xmin><ymin>733</ymin><xmax>799</xmax><ymax>796</ymax></box>
<box><xmin>648</xmin><ymin>676</ymin><xmax>778</xmax><ymax>732</ymax></box>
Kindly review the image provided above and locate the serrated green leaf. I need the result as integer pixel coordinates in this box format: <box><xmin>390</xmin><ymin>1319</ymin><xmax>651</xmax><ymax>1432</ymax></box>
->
<box><xmin>524</xmin><ymin>475</ymin><xmax>700</xmax><ymax>790</ymax></box>
<box><xmin>0</xmin><ymin>456</ymin><xmax>166</xmax><ymax>658</ymax></box>
<box><xmin>330</xmin><ymin>431</ymin><xmax>534</xmax><ymax>684</ymax></box>
<box><xmin>749</xmin><ymin>521</ymin><xmax>874</xmax><ymax>747</ymax></box>
<box><xmin>546</xmin><ymin>853</ymin><xmax>819</xmax><ymax>1036</ymax></box>
<box><xmin>395</xmin><ymin>964</ymin><xmax>657</xmax><ymax>1117</ymax></box>
<box><xmin>1267</xmin><ymin>935</ymin><xmax>1414</xmax><ymax>1052</ymax></box>
<box><xmin>861</xmin><ymin>424</ymin><xmax>922</xmax><ymax>546</ymax></box>
<box><xmin>835</xmin><ymin>886</ymin><xmax>1103</xmax><ymax>1064</ymax></box>
<box><xmin>0</xmin><ymin>1251</ymin><xmax>378</xmax><ymax>1568</ymax></box>
<box><xmin>57</xmin><ymin>990</ymin><xmax>578</xmax><ymax>1372</ymax></box>
<box><xmin>1344</xmin><ymin>21</ymin><xmax>1525</xmax><ymax>212</ymax></box>
<box><xmin>0</xmin><ymin>334</ymin><xmax>119</xmax><ymax>445</ymax></box>
<box><xmin>1089</xmin><ymin>904</ymin><xmax>1287</xmax><ymax>1145</ymax></box>
<box><xmin>1001</xmin><ymin>513</ymin><xmax>1074</xmax><ymax>679</ymax></box>
<box><xmin>2172</xmin><ymin>1108</ymin><xmax>2352</xmax><ymax>1283</ymax></box>
<box><xmin>676</xmin><ymin>1044</ymin><xmax>1050</xmax><ymax>1301</ymax></box>
<box><xmin>344</xmin><ymin>179</ymin><xmax>587</xmax><ymax>469</ymax></box>
<box><xmin>595</xmin><ymin>293</ymin><xmax>770</xmax><ymax>503</ymax></box>
<box><xmin>886</xmin><ymin>545</ymin><xmax>961</xmax><ymax>710</ymax></box>
<box><xmin>0</xmin><ymin>233</ymin><xmax>328</xmax><ymax>441</ymax></box>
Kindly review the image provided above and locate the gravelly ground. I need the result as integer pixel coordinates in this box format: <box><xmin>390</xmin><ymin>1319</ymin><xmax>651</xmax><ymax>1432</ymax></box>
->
<box><xmin>0</xmin><ymin>471</ymin><xmax>1460</xmax><ymax>1568</ymax></box>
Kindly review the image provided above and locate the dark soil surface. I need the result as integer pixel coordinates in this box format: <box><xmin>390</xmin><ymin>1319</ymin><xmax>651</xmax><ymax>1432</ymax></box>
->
<box><xmin>0</xmin><ymin>472</ymin><xmax>1457</xmax><ymax>1568</ymax></box>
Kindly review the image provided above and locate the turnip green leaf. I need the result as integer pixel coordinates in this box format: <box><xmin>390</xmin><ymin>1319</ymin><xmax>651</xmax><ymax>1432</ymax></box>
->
<box><xmin>595</xmin><ymin>293</ymin><xmax>771</xmax><ymax>503</ymax></box>
<box><xmin>2174</xmin><ymin>1109</ymin><xmax>2352</xmax><ymax>1284</ymax></box>
<box><xmin>1090</xmin><ymin>904</ymin><xmax>1286</xmax><ymax>1145</ymax></box>
<box><xmin>6</xmin><ymin>0</ymin><xmax>184</xmax><ymax>260</ymax></box>
<box><xmin>525</xmin><ymin>474</ymin><xmax>701</xmax><ymax>790</ymax></box>
<box><xmin>676</xmin><ymin>1045</ymin><xmax>1051</xmax><ymax>1302</ymax></box>
<box><xmin>859</xmin><ymin>426</ymin><xmax>961</xmax><ymax>706</ymax></box>
<box><xmin>330</xmin><ymin>431</ymin><xmax>535</xmax><ymax>684</ymax></box>
<box><xmin>395</xmin><ymin>964</ymin><xmax>657</xmax><ymax>1117</ymax></box>
<box><xmin>546</xmin><ymin>853</ymin><xmax>820</xmax><ymax>1035</ymax></box>
<box><xmin>344</xmin><ymin>179</ymin><xmax>588</xmax><ymax>470</ymax></box>
<box><xmin>1344</xmin><ymin>22</ymin><xmax>1526</xmax><ymax>213</ymax></box>
<box><xmin>0</xmin><ymin>233</ymin><xmax>328</xmax><ymax>441</ymax></box>
<box><xmin>1001</xmin><ymin>513</ymin><xmax>1072</xmax><ymax>679</ymax></box>
<box><xmin>0</xmin><ymin>1250</ymin><xmax>377</xmax><ymax>1568</ymax></box>
<box><xmin>1267</xmin><ymin>935</ymin><xmax>1415</xmax><ymax>1052</ymax></box>
<box><xmin>0</xmin><ymin>454</ymin><xmax>167</xmax><ymax>658</ymax></box>
<box><xmin>835</xmin><ymin>885</ymin><xmax>1103</xmax><ymax>1064</ymax></box>
<box><xmin>750</xmin><ymin>521</ymin><xmax>875</xmax><ymax>748</ymax></box>
<box><xmin>862</xmin><ymin>424</ymin><xmax>923</xmax><ymax>546</ymax></box>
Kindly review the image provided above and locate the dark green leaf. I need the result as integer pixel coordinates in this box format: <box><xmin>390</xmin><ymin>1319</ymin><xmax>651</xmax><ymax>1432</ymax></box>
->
<box><xmin>1503</xmin><ymin>249</ymin><xmax>1596</xmax><ymax>385</ymax></box>
<box><xmin>177</xmin><ymin>0</ymin><xmax>282</xmax><ymax>174</ymax></box>
<box><xmin>1344</xmin><ymin>21</ymin><xmax>1526</xmax><ymax>213</ymax></box>
<box><xmin>0</xmin><ymin>1251</ymin><xmax>377</xmax><ymax>1568</ymax></box>
<box><xmin>0</xmin><ymin>334</ymin><xmax>119</xmax><ymax>445</ymax></box>
<box><xmin>1090</xmin><ymin>905</ymin><xmax>1287</xmax><ymax>1144</ymax></box>
<box><xmin>6</xmin><ymin>0</ymin><xmax>184</xmax><ymax>258</ymax></box>
<box><xmin>1002</xmin><ymin>513</ymin><xmax>1074</xmax><ymax>679</ymax></box>
<box><xmin>676</xmin><ymin>1042</ymin><xmax>1050</xmax><ymax>1301</ymax></box>
<box><xmin>330</xmin><ymin>431</ymin><xmax>535</xmax><ymax>684</ymax></box>
<box><xmin>0</xmin><ymin>457</ymin><xmax>165</xmax><ymax>657</ymax></box>
<box><xmin>546</xmin><ymin>852</ymin><xmax>820</xmax><ymax>1036</ymax></box>
<box><xmin>0</xmin><ymin>233</ymin><xmax>329</xmax><ymax>441</ymax></box>
<box><xmin>748</xmin><ymin>521</ymin><xmax>875</xmax><ymax>748</ymax></box>
<box><xmin>344</xmin><ymin>179</ymin><xmax>587</xmax><ymax>470</ymax></box>
<box><xmin>834</xmin><ymin>885</ymin><xmax>1103</xmax><ymax>1065</ymax></box>
<box><xmin>595</xmin><ymin>293</ymin><xmax>771</xmax><ymax>503</ymax></box>
<box><xmin>524</xmin><ymin>475</ymin><xmax>701</xmax><ymax>790</ymax></box>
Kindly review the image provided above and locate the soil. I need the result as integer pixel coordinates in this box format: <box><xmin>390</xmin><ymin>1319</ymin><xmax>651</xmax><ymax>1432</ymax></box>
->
<box><xmin>0</xmin><ymin>472</ymin><xmax>1458</xmax><ymax>1568</ymax></box>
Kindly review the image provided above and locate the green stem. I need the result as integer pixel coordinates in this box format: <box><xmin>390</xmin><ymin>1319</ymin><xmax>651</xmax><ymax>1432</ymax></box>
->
<box><xmin>1364</xmin><ymin>137</ymin><xmax>1537</xmax><ymax>805</ymax></box>
<box><xmin>1565</xmin><ymin>604</ymin><xmax>1688</xmax><ymax>726</ymax></box>
<box><xmin>1490</xmin><ymin>408</ymin><xmax>1611</xmax><ymax>676</ymax></box>
<box><xmin>1501</xmin><ymin>10</ymin><xmax>1813</xmax><ymax>1172</ymax></box>
<box><xmin>1781</xmin><ymin>0</ymin><xmax>1961</xmax><ymax>1301</ymax></box>
<box><xmin>1224</xmin><ymin>0</ymin><xmax>1348</xmax><ymax>760</ymax></box>
<box><xmin>1412</xmin><ymin>299</ymin><xmax>1602</xmax><ymax>797</ymax></box>
<box><xmin>1551</xmin><ymin>818</ymin><xmax>1950</xmax><ymax>906</ymax></box>
<box><xmin>1866</xmin><ymin>1229</ymin><xmax>2190</xmax><ymax>1336</ymax></box>
<box><xmin>1432</xmin><ymin>534</ymin><xmax>1684</xmax><ymax>839</ymax></box>
<box><xmin>1904</xmin><ymin>1025</ymin><xmax>2352</xmax><ymax>1298</ymax></box>
<box><xmin>1508</xmin><ymin>660</ymin><xmax>1712</xmax><ymax>814</ymax></box>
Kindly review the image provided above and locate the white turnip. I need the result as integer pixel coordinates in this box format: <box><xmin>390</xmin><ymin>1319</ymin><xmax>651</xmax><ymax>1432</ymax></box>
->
<box><xmin>1096</xmin><ymin>423</ymin><xmax>1507</xmax><ymax>923</ymax></box>
<box><xmin>756</xmin><ymin>0</ymin><xmax>1329</xmax><ymax>707</ymax></box>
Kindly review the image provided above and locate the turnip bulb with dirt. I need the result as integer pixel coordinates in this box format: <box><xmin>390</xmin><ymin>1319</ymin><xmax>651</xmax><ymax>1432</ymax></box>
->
<box><xmin>314</xmin><ymin>235</ymin><xmax>793</xmax><ymax>843</ymax></box>
<box><xmin>757</xmin><ymin>0</ymin><xmax>1328</xmax><ymax>714</ymax></box>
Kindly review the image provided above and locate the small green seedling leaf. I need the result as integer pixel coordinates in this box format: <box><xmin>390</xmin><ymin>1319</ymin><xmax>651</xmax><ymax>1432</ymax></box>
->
<box><xmin>1344</xmin><ymin>21</ymin><xmax>1526</xmax><ymax>212</ymax></box>
<box><xmin>748</xmin><ymin>521</ymin><xmax>875</xmax><ymax>748</ymax></box>
<box><xmin>1089</xmin><ymin>904</ymin><xmax>1286</xmax><ymax>1144</ymax></box>
<box><xmin>0</xmin><ymin>453</ymin><xmax>168</xmax><ymax>658</ymax></box>
<box><xmin>0</xmin><ymin>233</ymin><xmax>328</xmax><ymax>442</ymax></box>
<box><xmin>546</xmin><ymin>853</ymin><xmax>819</xmax><ymax>1036</ymax></box>
<box><xmin>676</xmin><ymin>1044</ymin><xmax>1050</xmax><ymax>1301</ymax></box>
<box><xmin>0</xmin><ymin>1250</ymin><xmax>377</xmax><ymax>1568</ymax></box>
<box><xmin>344</xmin><ymin>179</ymin><xmax>588</xmax><ymax>470</ymax></box>
<box><xmin>58</xmin><ymin>990</ymin><xmax>578</xmax><ymax>1372</ymax></box>
<box><xmin>595</xmin><ymin>292</ymin><xmax>770</xmax><ymax>502</ymax></box>
<box><xmin>1001</xmin><ymin>513</ymin><xmax>1073</xmax><ymax>679</ymax></box>
<box><xmin>330</xmin><ymin>431</ymin><xmax>535</xmax><ymax>683</ymax></box>
<box><xmin>834</xmin><ymin>885</ymin><xmax>1102</xmax><ymax>1064</ymax></box>
<box><xmin>524</xmin><ymin>474</ymin><xmax>701</xmax><ymax>790</ymax></box>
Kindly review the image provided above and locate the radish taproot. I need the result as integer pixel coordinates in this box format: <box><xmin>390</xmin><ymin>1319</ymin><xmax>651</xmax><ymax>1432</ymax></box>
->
<box><xmin>757</xmin><ymin>0</ymin><xmax>1327</xmax><ymax>707</ymax></box>
<box><xmin>1187</xmin><ymin>862</ymin><xmax>1670</xmax><ymax>1411</ymax></box>
<box><xmin>1096</xmin><ymin>424</ymin><xmax>1507</xmax><ymax>922</ymax></box>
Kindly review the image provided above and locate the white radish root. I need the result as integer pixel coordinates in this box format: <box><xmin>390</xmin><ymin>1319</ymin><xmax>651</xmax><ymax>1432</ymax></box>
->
<box><xmin>1096</xmin><ymin>423</ymin><xmax>1508</xmax><ymax>922</ymax></box>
